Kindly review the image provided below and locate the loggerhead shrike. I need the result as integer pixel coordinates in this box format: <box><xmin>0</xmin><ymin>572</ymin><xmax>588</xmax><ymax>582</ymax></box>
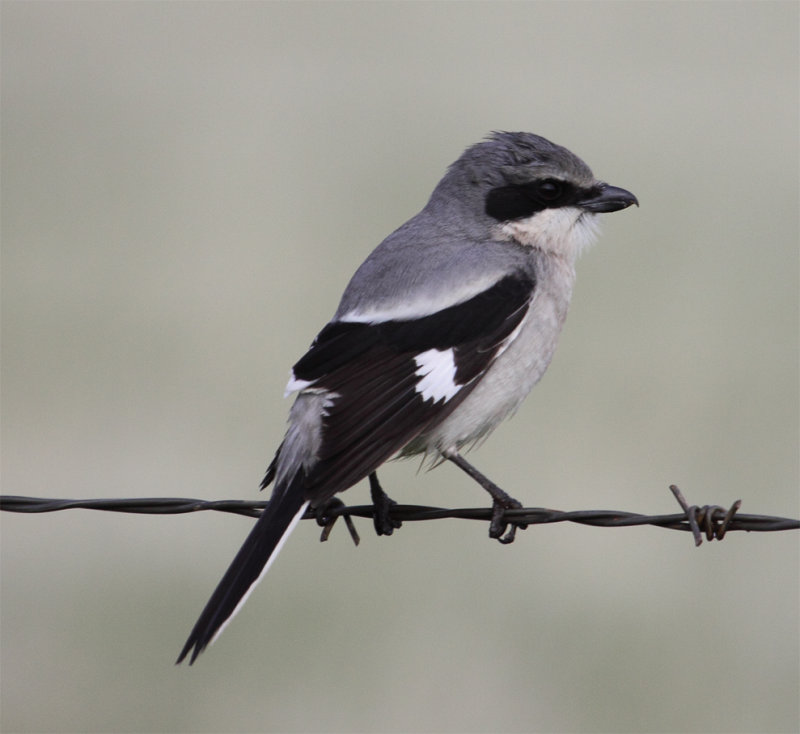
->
<box><xmin>178</xmin><ymin>131</ymin><xmax>637</xmax><ymax>664</ymax></box>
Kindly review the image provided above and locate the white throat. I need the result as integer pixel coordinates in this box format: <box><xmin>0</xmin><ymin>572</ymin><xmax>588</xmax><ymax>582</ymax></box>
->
<box><xmin>496</xmin><ymin>207</ymin><xmax>601</xmax><ymax>262</ymax></box>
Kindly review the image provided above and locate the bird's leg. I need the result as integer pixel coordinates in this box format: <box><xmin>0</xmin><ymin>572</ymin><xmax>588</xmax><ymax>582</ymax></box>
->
<box><xmin>445</xmin><ymin>452</ymin><xmax>527</xmax><ymax>544</ymax></box>
<box><xmin>369</xmin><ymin>471</ymin><xmax>402</xmax><ymax>536</ymax></box>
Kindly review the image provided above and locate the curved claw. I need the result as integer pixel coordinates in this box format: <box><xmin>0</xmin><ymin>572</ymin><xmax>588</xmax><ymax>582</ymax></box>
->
<box><xmin>489</xmin><ymin>499</ymin><xmax>527</xmax><ymax>544</ymax></box>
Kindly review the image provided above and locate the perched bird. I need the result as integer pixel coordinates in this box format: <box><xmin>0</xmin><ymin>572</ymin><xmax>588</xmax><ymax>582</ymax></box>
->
<box><xmin>177</xmin><ymin>131</ymin><xmax>637</xmax><ymax>663</ymax></box>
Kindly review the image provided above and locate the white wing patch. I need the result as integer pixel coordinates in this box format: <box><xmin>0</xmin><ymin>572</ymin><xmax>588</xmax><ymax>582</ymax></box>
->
<box><xmin>284</xmin><ymin>370</ymin><xmax>314</xmax><ymax>398</ymax></box>
<box><xmin>414</xmin><ymin>348</ymin><xmax>461</xmax><ymax>403</ymax></box>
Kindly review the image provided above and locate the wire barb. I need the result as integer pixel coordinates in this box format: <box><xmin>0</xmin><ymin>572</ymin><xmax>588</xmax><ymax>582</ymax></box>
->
<box><xmin>1</xmin><ymin>489</ymin><xmax>797</xmax><ymax>544</ymax></box>
<box><xmin>669</xmin><ymin>485</ymin><xmax>743</xmax><ymax>546</ymax></box>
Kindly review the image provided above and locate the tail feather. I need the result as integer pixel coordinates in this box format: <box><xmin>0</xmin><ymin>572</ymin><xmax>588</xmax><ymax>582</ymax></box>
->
<box><xmin>177</xmin><ymin>480</ymin><xmax>309</xmax><ymax>665</ymax></box>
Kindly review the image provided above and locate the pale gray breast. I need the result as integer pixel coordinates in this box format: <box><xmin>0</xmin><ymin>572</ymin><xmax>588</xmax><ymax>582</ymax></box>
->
<box><xmin>409</xmin><ymin>252</ymin><xmax>576</xmax><ymax>455</ymax></box>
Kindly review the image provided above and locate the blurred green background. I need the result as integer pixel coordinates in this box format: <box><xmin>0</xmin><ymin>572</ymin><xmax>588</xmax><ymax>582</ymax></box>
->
<box><xmin>2</xmin><ymin>2</ymin><xmax>797</xmax><ymax>732</ymax></box>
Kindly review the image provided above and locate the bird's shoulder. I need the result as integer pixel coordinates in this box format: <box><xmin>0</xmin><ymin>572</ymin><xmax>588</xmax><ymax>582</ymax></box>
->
<box><xmin>334</xmin><ymin>221</ymin><xmax>537</xmax><ymax>323</ymax></box>
<box><xmin>292</xmin><ymin>269</ymin><xmax>535</xmax><ymax>387</ymax></box>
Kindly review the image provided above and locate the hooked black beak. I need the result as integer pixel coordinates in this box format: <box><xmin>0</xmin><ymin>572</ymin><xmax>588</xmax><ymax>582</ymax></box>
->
<box><xmin>580</xmin><ymin>184</ymin><xmax>639</xmax><ymax>213</ymax></box>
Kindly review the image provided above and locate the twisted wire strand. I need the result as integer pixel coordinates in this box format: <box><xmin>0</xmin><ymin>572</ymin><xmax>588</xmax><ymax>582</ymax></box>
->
<box><xmin>2</xmin><ymin>486</ymin><xmax>797</xmax><ymax>546</ymax></box>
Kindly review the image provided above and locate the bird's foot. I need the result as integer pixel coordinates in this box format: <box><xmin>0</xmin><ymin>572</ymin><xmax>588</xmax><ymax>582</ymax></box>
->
<box><xmin>445</xmin><ymin>452</ymin><xmax>527</xmax><ymax>544</ymax></box>
<box><xmin>490</xmin><ymin>497</ymin><xmax>527</xmax><ymax>544</ymax></box>
<box><xmin>314</xmin><ymin>498</ymin><xmax>360</xmax><ymax>546</ymax></box>
<box><xmin>369</xmin><ymin>472</ymin><xmax>402</xmax><ymax>536</ymax></box>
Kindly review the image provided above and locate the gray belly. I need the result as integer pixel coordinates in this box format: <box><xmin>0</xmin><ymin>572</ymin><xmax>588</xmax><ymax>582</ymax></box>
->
<box><xmin>405</xmin><ymin>274</ymin><xmax>572</xmax><ymax>456</ymax></box>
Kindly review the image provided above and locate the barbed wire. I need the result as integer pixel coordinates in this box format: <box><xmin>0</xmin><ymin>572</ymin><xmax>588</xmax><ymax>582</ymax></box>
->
<box><xmin>2</xmin><ymin>486</ymin><xmax>797</xmax><ymax>547</ymax></box>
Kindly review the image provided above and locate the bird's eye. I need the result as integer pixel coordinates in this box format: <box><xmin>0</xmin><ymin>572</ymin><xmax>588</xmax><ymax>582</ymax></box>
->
<box><xmin>538</xmin><ymin>179</ymin><xmax>563</xmax><ymax>201</ymax></box>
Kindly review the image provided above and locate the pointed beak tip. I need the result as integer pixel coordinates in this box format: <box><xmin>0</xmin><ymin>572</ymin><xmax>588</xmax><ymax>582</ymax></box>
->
<box><xmin>606</xmin><ymin>184</ymin><xmax>639</xmax><ymax>210</ymax></box>
<box><xmin>582</xmin><ymin>184</ymin><xmax>639</xmax><ymax>213</ymax></box>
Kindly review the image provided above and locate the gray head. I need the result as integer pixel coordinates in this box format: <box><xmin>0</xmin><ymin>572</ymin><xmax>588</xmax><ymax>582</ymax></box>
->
<box><xmin>453</xmin><ymin>131</ymin><xmax>596</xmax><ymax>189</ymax></box>
<box><xmin>427</xmin><ymin>131</ymin><xmax>637</xmax><ymax>256</ymax></box>
<box><xmin>335</xmin><ymin>132</ymin><xmax>637</xmax><ymax>320</ymax></box>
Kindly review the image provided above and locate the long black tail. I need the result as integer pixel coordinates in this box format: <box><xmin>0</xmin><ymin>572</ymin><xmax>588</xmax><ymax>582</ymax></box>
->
<box><xmin>177</xmin><ymin>478</ymin><xmax>309</xmax><ymax>664</ymax></box>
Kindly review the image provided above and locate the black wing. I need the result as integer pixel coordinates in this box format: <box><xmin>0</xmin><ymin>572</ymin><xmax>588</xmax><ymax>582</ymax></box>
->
<box><xmin>269</xmin><ymin>271</ymin><xmax>536</xmax><ymax>502</ymax></box>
